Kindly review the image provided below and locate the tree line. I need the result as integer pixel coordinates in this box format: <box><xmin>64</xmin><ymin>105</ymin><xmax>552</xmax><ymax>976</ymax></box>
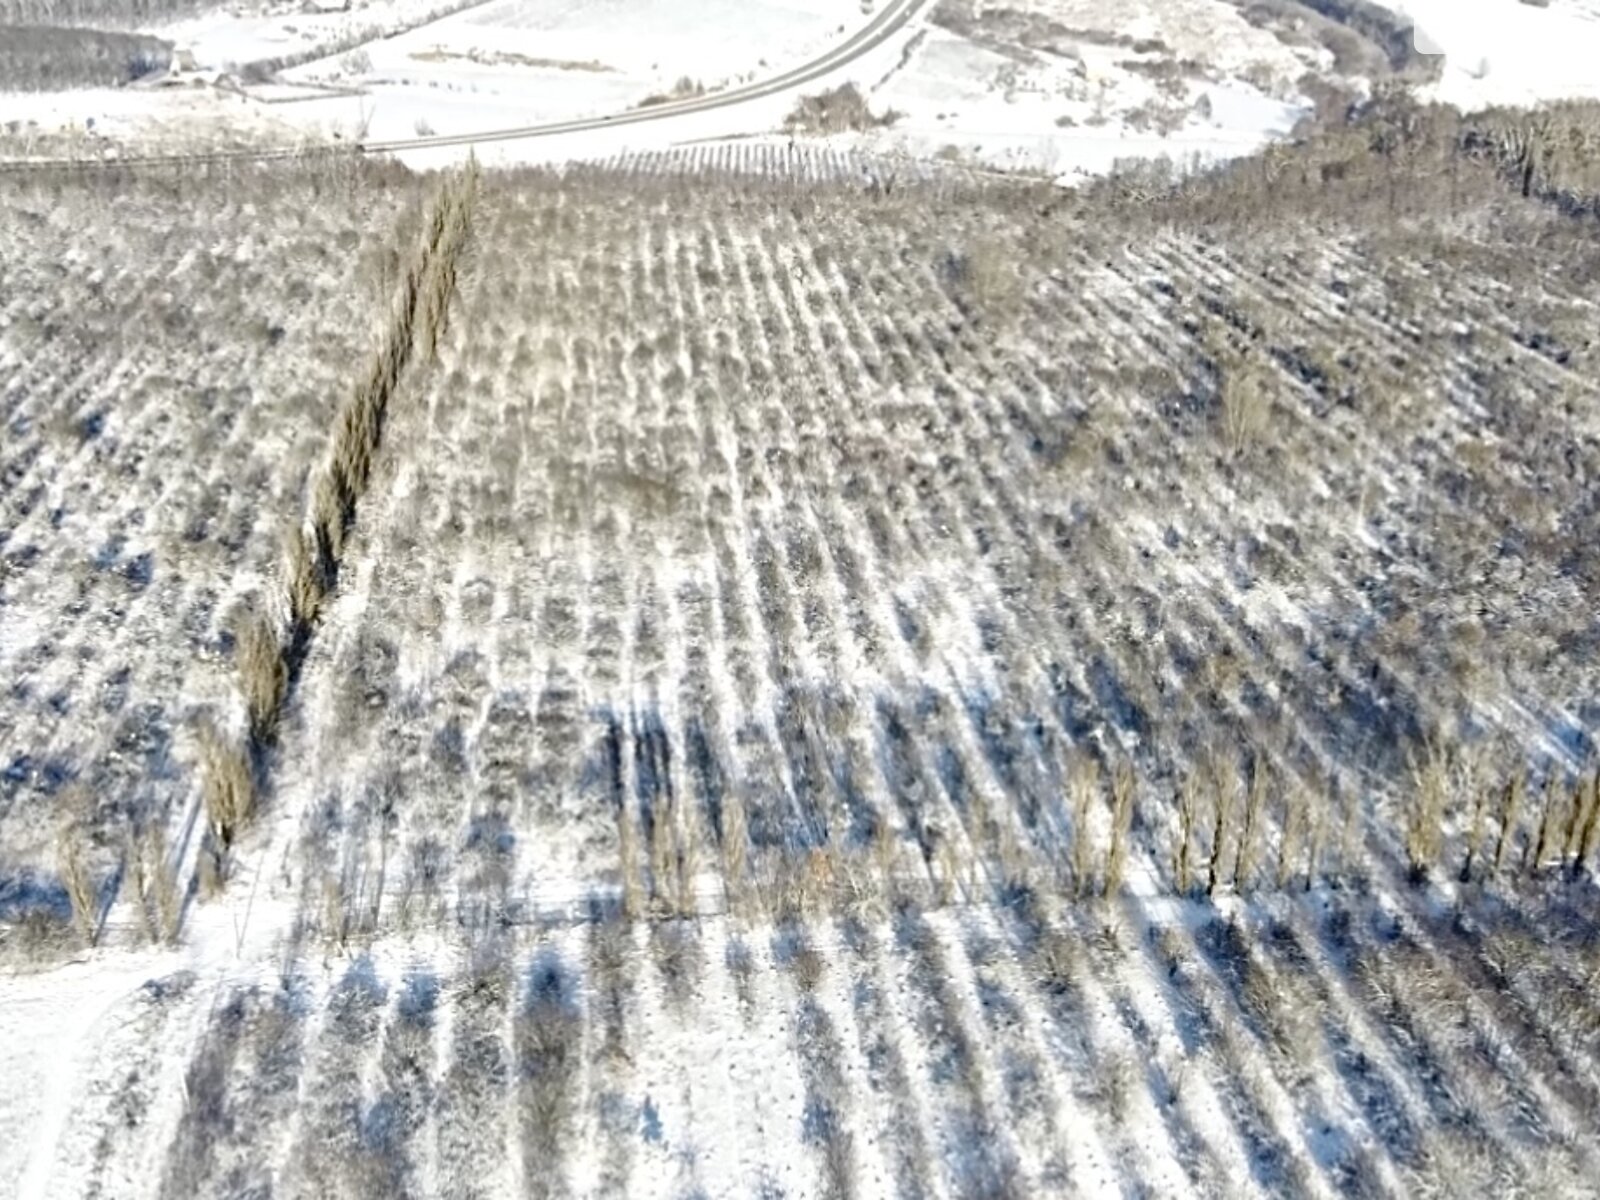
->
<box><xmin>0</xmin><ymin>25</ymin><xmax>171</xmax><ymax>91</ymax></box>
<box><xmin>0</xmin><ymin>0</ymin><xmax>211</xmax><ymax>27</ymax></box>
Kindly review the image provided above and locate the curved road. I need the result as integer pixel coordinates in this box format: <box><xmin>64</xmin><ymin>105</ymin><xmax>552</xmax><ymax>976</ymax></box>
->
<box><xmin>5</xmin><ymin>0</ymin><xmax>924</xmax><ymax>171</ymax></box>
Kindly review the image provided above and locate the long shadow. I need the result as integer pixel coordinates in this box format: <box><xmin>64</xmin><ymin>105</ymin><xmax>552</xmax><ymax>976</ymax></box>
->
<box><xmin>1254</xmin><ymin>915</ymin><xmax>1420</xmax><ymax>1193</ymax></box>
<box><xmin>1314</xmin><ymin>902</ymin><xmax>1496</xmax><ymax>1142</ymax></box>
<box><xmin>1135</xmin><ymin>911</ymin><xmax>1303</xmax><ymax>1196</ymax></box>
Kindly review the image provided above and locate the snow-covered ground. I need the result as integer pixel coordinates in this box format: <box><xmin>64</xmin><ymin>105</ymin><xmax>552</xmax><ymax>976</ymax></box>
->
<box><xmin>6</xmin><ymin>96</ymin><xmax>1600</xmax><ymax>1198</ymax></box>
<box><xmin>841</xmin><ymin>16</ymin><xmax>1309</xmax><ymax>182</ymax></box>
<box><xmin>8</xmin><ymin>0</ymin><xmax>1600</xmax><ymax>178</ymax></box>
<box><xmin>155</xmin><ymin>0</ymin><xmax>483</xmax><ymax>72</ymax></box>
<box><xmin>0</xmin><ymin>83</ymin><xmax>318</xmax><ymax>150</ymax></box>
<box><xmin>0</xmin><ymin>0</ymin><xmax>895</xmax><ymax>160</ymax></box>
<box><xmin>286</xmin><ymin>0</ymin><xmax>864</xmax><ymax>113</ymax></box>
<box><xmin>0</xmin><ymin>0</ymin><xmax>1311</xmax><ymax>178</ymax></box>
<box><xmin>1396</xmin><ymin>0</ymin><xmax>1600</xmax><ymax>109</ymax></box>
<box><xmin>239</xmin><ymin>0</ymin><xmax>868</xmax><ymax>144</ymax></box>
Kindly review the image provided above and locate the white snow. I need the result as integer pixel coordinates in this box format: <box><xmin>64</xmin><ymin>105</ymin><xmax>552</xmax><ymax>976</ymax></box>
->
<box><xmin>8</xmin><ymin>0</ymin><xmax>1600</xmax><ymax>181</ymax></box>
<box><xmin>0</xmin><ymin>952</ymin><xmax>185</xmax><ymax>1200</ymax></box>
<box><xmin>833</xmin><ymin>25</ymin><xmax>1304</xmax><ymax>181</ymax></box>
<box><xmin>0</xmin><ymin>0</ymin><xmax>1309</xmax><ymax>179</ymax></box>
<box><xmin>1394</xmin><ymin>0</ymin><xmax>1600</xmax><ymax>109</ymax></box>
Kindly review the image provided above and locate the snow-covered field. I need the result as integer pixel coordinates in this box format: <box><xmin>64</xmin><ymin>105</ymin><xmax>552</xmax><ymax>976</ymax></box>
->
<box><xmin>1399</xmin><ymin>0</ymin><xmax>1600</xmax><ymax>109</ymax></box>
<box><xmin>8</xmin><ymin>0</ymin><xmax>1600</xmax><ymax>180</ymax></box>
<box><xmin>11</xmin><ymin>889</ymin><xmax>1600</xmax><ymax>1198</ymax></box>
<box><xmin>841</xmin><ymin>14</ymin><xmax>1310</xmax><ymax>181</ymax></box>
<box><xmin>0</xmin><ymin>165</ymin><xmax>418</xmax><ymax>881</ymax></box>
<box><xmin>6</xmin><ymin>3</ymin><xmax>1600</xmax><ymax>1196</ymax></box>
<box><xmin>5</xmin><ymin>141</ymin><xmax>1600</xmax><ymax>1195</ymax></box>
<box><xmin>0</xmin><ymin>0</ymin><xmax>879</xmax><ymax>155</ymax></box>
<box><xmin>284</xmin><ymin>0</ymin><xmax>865</xmax><ymax>126</ymax></box>
<box><xmin>182</xmin><ymin>0</ymin><xmax>874</xmax><ymax>146</ymax></box>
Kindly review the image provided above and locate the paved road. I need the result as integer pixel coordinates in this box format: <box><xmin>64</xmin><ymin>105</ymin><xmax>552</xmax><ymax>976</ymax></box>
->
<box><xmin>3</xmin><ymin>0</ymin><xmax>924</xmax><ymax>171</ymax></box>
<box><xmin>367</xmin><ymin>0</ymin><xmax>923</xmax><ymax>152</ymax></box>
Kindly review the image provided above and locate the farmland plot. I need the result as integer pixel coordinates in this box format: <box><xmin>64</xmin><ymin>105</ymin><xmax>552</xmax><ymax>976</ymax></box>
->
<box><xmin>150</xmin><ymin>156</ymin><xmax>1594</xmax><ymax>1194</ymax></box>
<box><xmin>7</xmin><ymin>110</ymin><xmax>1600</xmax><ymax>1197</ymax></box>
<box><xmin>0</xmin><ymin>162</ymin><xmax>422</xmax><ymax>938</ymax></box>
<box><xmin>266</xmin><ymin>164</ymin><xmax>1600</xmax><ymax>937</ymax></box>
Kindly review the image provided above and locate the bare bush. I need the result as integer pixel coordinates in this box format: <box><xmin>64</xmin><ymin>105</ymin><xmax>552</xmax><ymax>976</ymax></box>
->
<box><xmin>124</xmin><ymin>823</ymin><xmax>155</xmax><ymax>944</ymax></box>
<box><xmin>56</xmin><ymin>814</ymin><xmax>97</xmax><ymax>947</ymax></box>
<box><xmin>1069</xmin><ymin>756</ymin><xmax>1098</xmax><ymax>895</ymax></box>
<box><xmin>720</xmin><ymin>784</ymin><xmax>749</xmax><ymax>913</ymax></box>
<box><xmin>1572</xmin><ymin>768</ymin><xmax>1600</xmax><ymax>875</ymax></box>
<box><xmin>1493</xmin><ymin>773</ymin><xmax>1524</xmax><ymax>877</ymax></box>
<box><xmin>1405</xmin><ymin>740</ymin><xmax>1449</xmax><ymax>877</ymax></box>
<box><xmin>1235</xmin><ymin>756</ymin><xmax>1268</xmax><ymax>891</ymax></box>
<box><xmin>617</xmin><ymin>799</ymin><xmax>643</xmax><ymax>920</ymax></box>
<box><xmin>1218</xmin><ymin>351</ymin><xmax>1273</xmax><ymax>457</ymax></box>
<box><xmin>949</xmin><ymin>234</ymin><xmax>1027</xmax><ymax>327</ymax></box>
<box><xmin>285</xmin><ymin>524</ymin><xmax>328</xmax><ymax>633</ymax></box>
<box><xmin>934</xmin><ymin>831</ymin><xmax>961</xmax><ymax>905</ymax></box>
<box><xmin>1104</xmin><ymin>760</ymin><xmax>1135</xmax><ymax>896</ymax></box>
<box><xmin>516</xmin><ymin>951</ymin><xmax>582</xmax><ymax>1197</ymax></box>
<box><xmin>124</xmin><ymin>818</ymin><xmax>180</xmax><ymax>944</ymax></box>
<box><xmin>1174</xmin><ymin>774</ymin><xmax>1199</xmax><ymax>895</ymax></box>
<box><xmin>145</xmin><ymin>821</ymin><xmax>181</xmax><ymax>942</ymax></box>
<box><xmin>1207</xmin><ymin>751</ymin><xmax>1239</xmax><ymax>897</ymax></box>
<box><xmin>637</xmin><ymin>75</ymin><xmax>705</xmax><ymax>108</ymax></box>
<box><xmin>1460</xmin><ymin>757</ymin><xmax>1492</xmax><ymax>882</ymax></box>
<box><xmin>1279</xmin><ymin>782</ymin><xmax>1308</xmax><ymax>890</ymax></box>
<box><xmin>648</xmin><ymin>795</ymin><xmax>676</xmax><ymax>914</ymax></box>
<box><xmin>784</xmin><ymin>83</ymin><xmax>899</xmax><ymax>134</ymax></box>
<box><xmin>197</xmin><ymin>721</ymin><xmax>255</xmax><ymax>852</ymax></box>
<box><xmin>237</xmin><ymin>610</ymin><xmax>287</xmax><ymax>747</ymax></box>
<box><xmin>1528</xmin><ymin>773</ymin><xmax>1565</xmax><ymax>873</ymax></box>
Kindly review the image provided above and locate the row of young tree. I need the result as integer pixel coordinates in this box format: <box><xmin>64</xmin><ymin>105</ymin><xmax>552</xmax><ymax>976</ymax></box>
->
<box><xmin>0</xmin><ymin>24</ymin><xmax>171</xmax><ymax>91</ymax></box>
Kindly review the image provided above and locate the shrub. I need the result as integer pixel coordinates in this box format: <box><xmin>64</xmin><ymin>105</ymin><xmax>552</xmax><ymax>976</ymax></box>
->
<box><xmin>784</xmin><ymin>83</ymin><xmax>898</xmax><ymax>134</ymax></box>
<box><xmin>1235</xmin><ymin>757</ymin><xmax>1269</xmax><ymax>891</ymax></box>
<box><xmin>1218</xmin><ymin>353</ymin><xmax>1272</xmax><ymax>457</ymax></box>
<box><xmin>1104</xmin><ymin>761</ymin><xmax>1135</xmax><ymax>895</ymax></box>
<box><xmin>1405</xmin><ymin>740</ymin><xmax>1449</xmax><ymax>877</ymax></box>
<box><xmin>197</xmin><ymin>720</ymin><xmax>255</xmax><ymax>851</ymax></box>
<box><xmin>950</xmin><ymin>235</ymin><xmax>1026</xmax><ymax>326</ymax></box>
<box><xmin>1069</xmin><ymin>756</ymin><xmax>1098</xmax><ymax>896</ymax></box>
<box><xmin>1493</xmin><ymin>773</ymin><xmax>1524</xmax><ymax>877</ymax></box>
<box><xmin>237</xmin><ymin>609</ymin><xmax>287</xmax><ymax>747</ymax></box>
<box><xmin>56</xmin><ymin>817</ymin><xmax>97</xmax><ymax>947</ymax></box>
